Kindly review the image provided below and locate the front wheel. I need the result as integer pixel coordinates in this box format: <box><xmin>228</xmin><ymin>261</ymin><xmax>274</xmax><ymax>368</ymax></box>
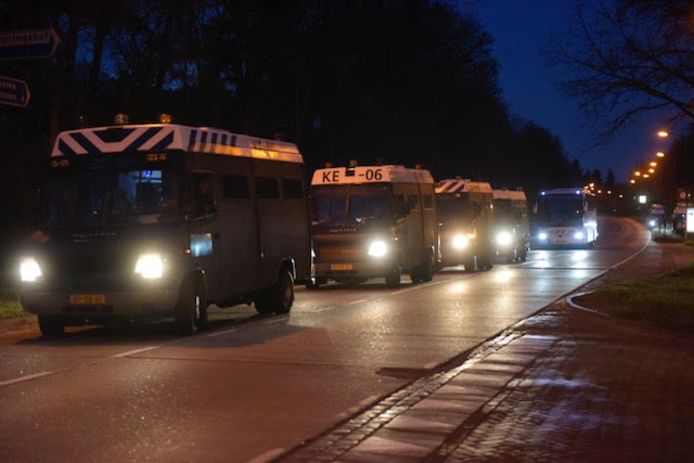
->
<box><xmin>255</xmin><ymin>270</ymin><xmax>295</xmax><ymax>314</ymax></box>
<box><xmin>385</xmin><ymin>269</ymin><xmax>401</xmax><ymax>288</ymax></box>
<box><xmin>38</xmin><ymin>315</ymin><xmax>65</xmax><ymax>337</ymax></box>
<box><xmin>175</xmin><ymin>283</ymin><xmax>206</xmax><ymax>335</ymax></box>
<box><xmin>463</xmin><ymin>255</ymin><xmax>476</xmax><ymax>273</ymax></box>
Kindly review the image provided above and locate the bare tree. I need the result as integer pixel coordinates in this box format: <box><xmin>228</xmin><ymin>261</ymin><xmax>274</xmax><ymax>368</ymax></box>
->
<box><xmin>552</xmin><ymin>0</ymin><xmax>694</xmax><ymax>136</ymax></box>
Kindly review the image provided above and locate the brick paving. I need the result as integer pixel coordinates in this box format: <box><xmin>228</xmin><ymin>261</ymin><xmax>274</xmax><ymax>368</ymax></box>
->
<box><xmin>279</xmin><ymin>241</ymin><xmax>694</xmax><ymax>462</ymax></box>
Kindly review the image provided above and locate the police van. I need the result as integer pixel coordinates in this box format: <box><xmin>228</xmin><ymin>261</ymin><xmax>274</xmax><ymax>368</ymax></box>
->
<box><xmin>492</xmin><ymin>189</ymin><xmax>530</xmax><ymax>263</ymax></box>
<box><xmin>19</xmin><ymin>116</ymin><xmax>311</xmax><ymax>336</ymax></box>
<box><xmin>310</xmin><ymin>164</ymin><xmax>437</xmax><ymax>288</ymax></box>
<box><xmin>435</xmin><ymin>179</ymin><xmax>494</xmax><ymax>271</ymax></box>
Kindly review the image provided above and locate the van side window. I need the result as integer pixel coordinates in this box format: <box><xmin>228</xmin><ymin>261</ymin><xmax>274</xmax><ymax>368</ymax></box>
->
<box><xmin>222</xmin><ymin>175</ymin><xmax>250</xmax><ymax>199</ymax></box>
<box><xmin>407</xmin><ymin>195</ymin><xmax>419</xmax><ymax>210</ymax></box>
<box><xmin>282</xmin><ymin>178</ymin><xmax>303</xmax><ymax>199</ymax></box>
<box><xmin>255</xmin><ymin>177</ymin><xmax>279</xmax><ymax>199</ymax></box>
<box><xmin>423</xmin><ymin>195</ymin><xmax>433</xmax><ymax>209</ymax></box>
<box><xmin>191</xmin><ymin>173</ymin><xmax>216</xmax><ymax>218</ymax></box>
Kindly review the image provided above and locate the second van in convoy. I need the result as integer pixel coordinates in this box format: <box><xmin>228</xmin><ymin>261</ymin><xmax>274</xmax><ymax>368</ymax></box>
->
<box><xmin>435</xmin><ymin>179</ymin><xmax>494</xmax><ymax>271</ymax></box>
<box><xmin>310</xmin><ymin>164</ymin><xmax>437</xmax><ymax>287</ymax></box>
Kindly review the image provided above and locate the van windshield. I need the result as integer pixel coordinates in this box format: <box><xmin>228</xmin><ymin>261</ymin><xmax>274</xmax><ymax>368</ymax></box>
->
<box><xmin>538</xmin><ymin>194</ymin><xmax>583</xmax><ymax>223</ymax></box>
<box><xmin>45</xmin><ymin>158</ymin><xmax>178</xmax><ymax>228</ymax></box>
<box><xmin>312</xmin><ymin>184</ymin><xmax>392</xmax><ymax>225</ymax></box>
<box><xmin>436</xmin><ymin>194</ymin><xmax>473</xmax><ymax>224</ymax></box>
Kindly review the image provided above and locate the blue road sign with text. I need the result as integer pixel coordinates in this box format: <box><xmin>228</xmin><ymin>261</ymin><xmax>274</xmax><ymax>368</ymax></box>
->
<box><xmin>0</xmin><ymin>28</ymin><xmax>60</xmax><ymax>60</ymax></box>
<box><xmin>0</xmin><ymin>75</ymin><xmax>31</xmax><ymax>107</ymax></box>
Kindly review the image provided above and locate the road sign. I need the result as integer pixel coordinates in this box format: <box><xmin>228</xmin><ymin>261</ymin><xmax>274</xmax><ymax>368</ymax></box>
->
<box><xmin>0</xmin><ymin>28</ymin><xmax>60</xmax><ymax>60</ymax></box>
<box><xmin>687</xmin><ymin>208</ymin><xmax>694</xmax><ymax>234</ymax></box>
<box><xmin>0</xmin><ymin>75</ymin><xmax>30</xmax><ymax>107</ymax></box>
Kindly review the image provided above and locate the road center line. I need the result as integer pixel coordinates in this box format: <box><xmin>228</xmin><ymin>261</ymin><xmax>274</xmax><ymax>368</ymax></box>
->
<box><xmin>205</xmin><ymin>328</ymin><xmax>238</xmax><ymax>338</ymax></box>
<box><xmin>112</xmin><ymin>346</ymin><xmax>160</xmax><ymax>358</ymax></box>
<box><xmin>245</xmin><ymin>447</ymin><xmax>286</xmax><ymax>463</ymax></box>
<box><xmin>0</xmin><ymin>371</ymin><xmax>53</xmax><ymax>387</ymax></box>
<box><xmin>264</xmin><ymin>317</ymin><xmax>288</xmax><ymax>324</ymax></box>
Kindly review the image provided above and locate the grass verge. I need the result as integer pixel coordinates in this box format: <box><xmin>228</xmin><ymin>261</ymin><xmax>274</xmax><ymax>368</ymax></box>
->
<box><xmin>576</xmin><ymin>265</ymin><xmax>694</xmax><ymax>333</ymax></box>
<box><xmin>0</xmin><ymin>287</ymin><xmax>28</xmax><ymax>320</ymax></box>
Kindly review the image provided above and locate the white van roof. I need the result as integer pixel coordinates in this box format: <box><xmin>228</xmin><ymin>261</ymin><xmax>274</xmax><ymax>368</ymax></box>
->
<box><xmin>540</xmin><ymin>188</ymin><xmax>586</xmax><ymax>196</ymax></box>
<box><xmin>435</xmin><ymin>179</ymin><xmax>492</xmax><ymax>194</ymax></box>
<box><xmin>51</xmin><ymin>123</ymin><xmax>303</xmax><ymax>164</ymax></box>
<box><xmin>493</xmin><ymin>189</ymin><xmax>527</xmax><ymax>201</ymax></box>
<box><xmin>311</xmin><ymin>165</ymin><xmax>434</xmax><ymax>186</ymax></box>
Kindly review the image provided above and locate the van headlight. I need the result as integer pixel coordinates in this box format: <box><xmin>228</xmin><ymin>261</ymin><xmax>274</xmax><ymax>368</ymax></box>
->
<box><xmin>367</xmin><ymin>240</ymin><xmax>388</xmax><ymax>258</ymax></box>
<box><xmin>452</xmin><ymin>234</ymin><xmax>469</xmax><ymax>250</ymax></box>
<box><xmin>538</xmin><ymin>232</ymin><xmax>548</xmax><ymax>241</ymax></box>
<box><xmin>574</xmin><ymin>231</ymin><xmax>584</xmax><ymax>240</ymax></box>
<box><xmin>496</xmin><ymin>231</ymin><xmax>513</xmax><ymax>247</ymax></box>
<box><xmin>134</xmin><ymin>253</ymin><xmax>165</xmax><ymax>279</ymax></box>
<box><xmin>19</xmin><ymin>257</ymin><xmax>42</xmax><ymax>282</ymax></box>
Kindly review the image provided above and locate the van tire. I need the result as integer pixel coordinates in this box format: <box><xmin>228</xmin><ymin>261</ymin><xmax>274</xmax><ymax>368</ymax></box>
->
<box><xmin>255</xmin><ymin>270</ymin><xmax>294</xmax><ymax>314</ymax></box>
<box><xmin>175</xmin><ymin>283</ymin><xmax>206</xmax><ymax>335</ymax></box>
<box><xmin>463</xmin><ymin>256</ymin><xmax>476</xmax><ymax>272</ymax></box>
<box><xmin>412</xmin><ymin>252</ymin><xmax>435</xmax><ymax>283</ymax></box>
<box><xmin>478</xmin><ymin>254</ymin><xmax>493</xmax><ymax>271</ymax></box>
<box><xmin>385</xmin><ymin>269</ymin><xmax>401</xmax><ymax>288</ymax></box>
<box><xmin>38</xmin><ymin>315</ymin><xmax>65</xmax><ymax>337</ymax></box>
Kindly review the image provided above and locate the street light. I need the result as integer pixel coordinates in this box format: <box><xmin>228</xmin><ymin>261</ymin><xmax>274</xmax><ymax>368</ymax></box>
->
<box><xmin>635</xmin><ymin>171</ymin><xmax>641</xmax><ymax>176</ymax></box>
<box><xmin>650</xmin><ymin>161</ymin><xmax>657</xmax><ymax>167</ymax></box>
<box><xmin>643</xmin><ymin>173</ymin><xmax>651</xmax><ymax>178</ymax></box>
<box><xmin>656</xmin><ymin>151</ymin><xmax>665</xmax><ymax>158</ymax></box>
<box><xmin>657</xmin><ymin>130</ymin><xmax>669</xmax><ymax>138</ymax></box>
<box><xmin>648</xmin><ymin>168</ymin><xmax>655</xmax><ymax>173</ymax></box>
<box><xmin>630</xmin><ymin>179</ymin><xmax>636</xmax><ymax>184</ymax></box>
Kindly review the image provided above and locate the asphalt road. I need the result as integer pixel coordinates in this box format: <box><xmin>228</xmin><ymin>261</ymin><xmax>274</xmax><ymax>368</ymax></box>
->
<box><xmin>0</xmin><ymin>217</ymin><xmax>648</xmax><ymax>462</ymax></box>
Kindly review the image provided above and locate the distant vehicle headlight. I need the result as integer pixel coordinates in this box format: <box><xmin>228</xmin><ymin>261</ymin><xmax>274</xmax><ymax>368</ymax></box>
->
<box><xmin>367</xmin><ymin>240</ymin><xmax>388</xmax><ymax>258</ymax></box>
<box><xmin>648</xmin><ymin>219</ymin><xmax>656</xmax><ymax>228</ymax></box>
<box><xmin>452</xmin><ymin>234</ymin><xmax>469</xmax><ymax>250</ymax></box>
<box><xmin>19</xmin><ymin>257</ymin><xmax>42</xmax><ymax>282</ymax></box>
<box><xmin>538</xmin><ymin>232</ymin><xmax>548</xmax><ymax>241</ymax></box>
<box><xmin>134</xmin><ymin>253</ymin><xmax>165</xmax><ymax>279</ymax></box>
<box><xmin>496</xmin><ymin>231</ymin><xmax>513</xmax><ymax>247</ymax></box>
<box><xmin>574</xmin><ymin>231</ymin><xmax>584</xmax><ymax>240</ymax></box>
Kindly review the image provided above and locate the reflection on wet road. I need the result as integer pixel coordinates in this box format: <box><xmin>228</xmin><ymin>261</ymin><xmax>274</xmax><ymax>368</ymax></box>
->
<box><xmin>0</xmin><ymin>217</ymin><xmax>649</xmax><ymax>462</ymax></box>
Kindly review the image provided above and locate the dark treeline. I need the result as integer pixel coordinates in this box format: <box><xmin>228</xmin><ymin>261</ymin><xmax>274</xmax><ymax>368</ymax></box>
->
<box><xmin>0</xmin><ymin>0</ymin><xmax>588</xmax><ymax>235</ymax></box>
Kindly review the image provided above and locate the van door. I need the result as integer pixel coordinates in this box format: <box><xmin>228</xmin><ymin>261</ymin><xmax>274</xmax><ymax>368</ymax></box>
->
<box><xmin>219</xmin><ymin>172</ymin><xmax>260</xmax><ymax>295</ymax></box>
<box><xmin>187</xmin><ymin>172</ymin><xmax>220</xmax><ymax>300</ymax></box>
<box><xmin>404</xmin><ymin>184</ymin><xmax>424</xmax><ymax>270</ymax></box>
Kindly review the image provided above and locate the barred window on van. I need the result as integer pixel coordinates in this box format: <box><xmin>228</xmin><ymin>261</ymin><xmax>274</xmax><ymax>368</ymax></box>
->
<box><xmin>222</xmin><ymin>175</ymin><xmax>250</xmax><ymax>199</ymax></box>
<box><xmin>423</xmin><ymin>195</ymin><xmax>433</xmax><ymax>209</ymax></box>
<box><xmin>255</xmin><ymin>177</ymin><xmax>280</xmax><ymax>199</ymax></box>
<box><xmin>282</xmin><ymin>178</ymin><xmax>304</xmax><ymax>199</ymax></box>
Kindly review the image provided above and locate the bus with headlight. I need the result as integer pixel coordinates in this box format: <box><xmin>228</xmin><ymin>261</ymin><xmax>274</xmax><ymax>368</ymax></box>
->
<box><xmin>492</xmin><ymin>189</ymin><xmax>529</xmax><ymax>263</ymax></box>
<box><xmin>18</xmin><ymin>116</ymin><xmax>311</xmax><ymax>336</ymax></box>
<box><xmin>310</xmin><ymin>164</ymin><xmax>437</xmax><ymax>288</ymax></box>
<box><xmin>435</xmin><ymin>179</ymin><xmax>494</xmax><ymax>271</ymax></box>
<box><xmin>533</xmin><ymin>188</ymin><xmax>598</xmax><ymax>247</ymax></box>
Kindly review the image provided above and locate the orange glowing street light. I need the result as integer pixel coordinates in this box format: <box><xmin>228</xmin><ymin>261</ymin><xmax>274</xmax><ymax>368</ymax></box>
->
<box><xmin>657</xmin><ymin>130</ymin><xmax>669</xmax><ymax>138</ymax></box>
<box><xmin>630</xmin><ymin>179</ymin><xmax>636</xmax><ymax>184</ymax></box>
<box><xmin>650</xmin><ymin>161</ymin><xmax>657</xmax><ymax>167</ymax></box>
<box><xmin>648</xmin><ymin>168</ymin><xmax>655</xmax><ymax>173</ymax></box>
<box><xmin>643</xmin><ymin>173</ymin><xmax>651</xmax><ymax>178</ymax></box>
<box><xmin>635</xmin><ymin>171</ymin><xmax>641</xmax><ymax>176</ymax></box>
<box><xmin>656</xmin><ymin>151</ymin><xmax>665</xmax><ymax>158</ymax></box>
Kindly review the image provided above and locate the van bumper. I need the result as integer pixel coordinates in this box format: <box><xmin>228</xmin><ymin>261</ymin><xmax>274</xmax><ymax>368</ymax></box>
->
<box><xmin>20</xmin><ymin>288</ymin><xmax>180</xmax><ymax>319</ymax></box>
<box><xmin>315</xmin><ymin>261</ymin><xmax>398</xmax><ymax>280</ymax></box>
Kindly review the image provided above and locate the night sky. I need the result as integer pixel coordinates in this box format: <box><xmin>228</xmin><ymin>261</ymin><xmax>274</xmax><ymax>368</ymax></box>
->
<box><xmin>472</xmin><ymin>0</ymin><xmax>671</xmax><ymax>182</ymax></box>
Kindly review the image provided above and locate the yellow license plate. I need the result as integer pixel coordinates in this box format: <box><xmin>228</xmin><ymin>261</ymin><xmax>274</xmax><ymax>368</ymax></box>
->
<box><xmin>330</xmin><ymin>263</ymin><xmax>353</xmax><ymax>271</ymax></box>
<box><xmin>69</xmin><ymin>294</ymin><xmax>107</xmax><ymax>305</ymax></box>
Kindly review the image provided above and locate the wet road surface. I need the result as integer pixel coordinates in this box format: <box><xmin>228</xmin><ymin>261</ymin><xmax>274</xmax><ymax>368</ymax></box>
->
<box><xmin>0</xmin><ymin>217</ymin><xmax>648</xmax><ymax>462</ymax></box>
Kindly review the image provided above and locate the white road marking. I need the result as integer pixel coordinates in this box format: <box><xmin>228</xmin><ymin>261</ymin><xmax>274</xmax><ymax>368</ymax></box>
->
<box><xmin>111</xmin><ymin>346</ymin><xmax>160</xmax><ymax>358</ymax></box>
<box><xmin>264</xmin><ymin>317</ymin><xmax>288</xmax><ymax>325</ymax></box>
<box><xmin>0</xmin><ymin>371</ymin><xmax>53</xmax><ymax>387</ymax></box>
<box><xmin>245</xmin><ymin>448</ymin><xmax>285</xmax><ymax>463</ymax></box>
<box><xmin>205</xmin><ymin>328</ymin><xmax>238</xmax><ymax>338</ymax></box>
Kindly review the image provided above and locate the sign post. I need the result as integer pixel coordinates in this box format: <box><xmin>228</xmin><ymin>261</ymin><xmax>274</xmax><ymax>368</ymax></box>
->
<box><xmin>0</xmin><ymin>75</ymin><xmax>30</xmax><ymax>107</ymax></box>
<box><xmin>687</xmin><ymin>207</ymin><xmax>694</xmax><ymax>241</ymax></box>
<box><xmin>0</xmin><ymin>28</ymin><xmax>60</xmax><ymax>60</ymax></box>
